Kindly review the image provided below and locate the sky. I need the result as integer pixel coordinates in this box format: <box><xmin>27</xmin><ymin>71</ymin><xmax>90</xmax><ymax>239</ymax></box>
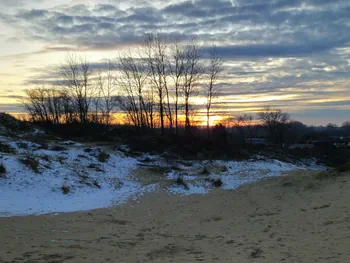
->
<box><xmin>0</xmin><ymin>0</ymin><xmax>350</xmax><ymax>126</ymax></box>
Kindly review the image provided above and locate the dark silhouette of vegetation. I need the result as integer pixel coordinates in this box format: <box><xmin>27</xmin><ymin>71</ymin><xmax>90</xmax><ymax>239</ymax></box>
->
<box><xmin>97</xmin><ymin>151</ymin><xmax>110</xmax><ymax>163</ymax></box>
<box><xmin>20</xmin><ymin>34</ymin><xmax>223</xmax><ymax>137</ymax></box>
<box><xmin>14</xmin><ymin>34</ymin><xmax>350</xmax><ymax>168</ymax></box>
<box><xmin>61</xmin><ymin>185</ymin><xmax>71</xmax><ymax>195</ymax></box>
<box><xmin>205</xmin><ymin>46</ymin><xmax>223</xmax><ymax>139</ymax></box>
<box><xmin>20</xmin><ymin>153</ymin><xmax>40</xmax><ymax>173</ymax></box>
<box><xmin>0</xmin><ymin>163</ymin><xmax>6</xmax><ymax>176</ymax></box>
<box><xmin>0</xmin><ymin>142</ymin><xmax>15</xmax><ymax>154</ymax></box>
<box><xmin>257</xmin><ymin>107</ymin><xmax>290</xmax><ymax>146</ymax></box>
<box><xmin>176</xmin><ymin>176</ymin><xmax>189</xmax><ymax>190</ymax></box>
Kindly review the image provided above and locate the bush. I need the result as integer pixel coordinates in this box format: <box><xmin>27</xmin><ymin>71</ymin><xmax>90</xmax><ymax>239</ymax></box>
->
<box><xmin>56</xmin><ymin>156</ymin><xmax>67</xmax><ymax>164</ymax></box>
<box><xmin>93</xmin><ymin>180</ymin><xmax>101</xmax><ymax>189</ymax></box>
<box><xmin>220</xmin><ymin>165</ymin><xmax>228</xmax><ymax>172</ymax></box>
<box><xmin>20</xmin><ymin>153</ymin><xmax>39</xmax><ymax>173</ymax></box>
<box><xmin>50</xmin><ymin>145</ymin><xmax>67</xmax><ymax>151</ymax></box>
<box><xmin>97</xmin><ymin>151</ymin><xmax>110</xmax><ymax>162</ymax></box>
<box><xmin>176</xmin><ymin>176</ymin><xmax>189</xmax><ymax>190</ymax></box>
<box><xmin>39</xmin><ymin>155</ymin><xmax>51</xmax><ymax>162</ymax></box>
<box><xmin>206</xmin><ymin>177</ymin><xmax>224</xmax><ymax>188</ymax></box>
<box><xmin>87</xmin><ymin>163</ymin><xmax>104</xmax><ymax>172</ymax></box>
<box><xmin>200</xmin><ymin>166</ymin><xmax>210</xmax><ymax>175</ymax></box>
<box><xmin>38</xmin><ymin>142</ymin><xmax>49</xmax><ymax>150</ymax></box>
<box><xmin>61</xmin><ymin>185</ymin><xmax>70</xmax><ymax>194</ymax></box>
<box><xmin>17</xmin><ymin>142</ymin><xmax>28</xmax><ymax>149</ymax></box>
<box><xmin>84</xmin><ymin>148</ymin><xmax>93</xmax><ymax>153</ymax></box>
<box><xmin>0</xmin><ymin>142</ymin><xmax>15</xmax><ymax>154</ymax></box>
<box><xmin>250</xmin><ymin>248</ymin><xmax>263</xmax><ymax>259</ymax></box>
<box><xmin>336</xmin><ymin>160</ymin><xmax>350</xmax><ymax>173</ymax></box>
<box><xmin>212</xmin><ymin>178</ymin><xmax>223</xmax><ymax>187</ymax></box>
<box><xmin>0</xmin><ymin>163</ymin><xmax>6</xmax><ymax>175</ymax></box>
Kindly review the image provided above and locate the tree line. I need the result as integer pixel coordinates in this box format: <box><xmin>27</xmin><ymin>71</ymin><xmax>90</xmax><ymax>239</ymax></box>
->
<box><xmin>21</xmin><ymin>34</ymin><xmax>223</xmax><ymax>137</ymax></box>
<box><xmin>23</xmin><ymin>34</ymin><xmax>332</xmax><ymax>146</ymax></box>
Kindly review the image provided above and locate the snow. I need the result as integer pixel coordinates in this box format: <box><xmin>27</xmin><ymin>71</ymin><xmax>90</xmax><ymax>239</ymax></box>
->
<box><xmin>164</xmin><ymin>159</ymin><xmax>325</xmax><ymax>195</ymax></box>
<box><xmin>0</xmin><ymin>137</ymin><xmax>326</xmax><ymax>217</ymax></box>
<box><xmin>168</xmin><ymin>183</ymin><xmax>209</xmax><ymax>195</ymax></box>
<box><xmin>0</xmin><ymin>144</ymin><xmax>143</xmax><ymax>217</ymax></box>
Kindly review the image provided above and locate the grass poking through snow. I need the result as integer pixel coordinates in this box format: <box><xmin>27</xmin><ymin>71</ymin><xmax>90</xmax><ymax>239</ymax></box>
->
<box><xmin>176</xmin><ymin>176</ymin><xmax>189</xmax><ymax>190</ymax></box>
<box><xmin>61</xmin><ymin>185</ymin><xmax>71</xmax><ymax>195</ymax></box>
<box><xmin>206</xmin><ymin>177</ymin><xmax>224</xmax><ymax>188</ymax></box>
<box><xmin>20</xmin><ymin>153</ymin><xmax>40</xmax><ymax>173</ymax></box>
<box><xmin>0</xmin><ymin>142</ymin><xmax>15</xmax><ymax>154</ymax></box>
<box><xmin>98</xmin><ymin>151</ymin><xmax>110</xmax><ymax>163</ymax></box>
<box><xmin>0</xmin><ymin>163</ymin><xmax>6</xmax><ymax>176</ymax></box>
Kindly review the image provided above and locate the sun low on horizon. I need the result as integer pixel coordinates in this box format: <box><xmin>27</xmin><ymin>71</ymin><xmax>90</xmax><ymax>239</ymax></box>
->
<box><xmin>1</xmin><ymin>0</ymin><xmax>350</xmax><ymax>126</ymax></box>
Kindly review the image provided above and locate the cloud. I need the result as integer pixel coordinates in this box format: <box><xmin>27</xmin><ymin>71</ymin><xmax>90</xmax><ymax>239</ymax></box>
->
<box><xmin>1</xmin><ymin>0</ymin><xmax>350</xmax><ymax>124</ymax></box>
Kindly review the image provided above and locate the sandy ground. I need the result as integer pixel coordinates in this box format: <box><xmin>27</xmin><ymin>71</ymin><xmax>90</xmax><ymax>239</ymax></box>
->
<box><xmin>1</xmin><ymin>170</ymin><xmax>350</xmax><ymax>263</ymax></box>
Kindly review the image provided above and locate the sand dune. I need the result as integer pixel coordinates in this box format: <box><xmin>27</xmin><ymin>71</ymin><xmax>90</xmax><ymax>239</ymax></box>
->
<box><xmin>1</xmin><ymin>170</ymin><xmax>350</xmax><ymax>263</ymax></box>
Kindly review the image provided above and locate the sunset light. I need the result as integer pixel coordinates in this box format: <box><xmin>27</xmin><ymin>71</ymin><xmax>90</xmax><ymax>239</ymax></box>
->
<box><xmin>2</xmin><ymin>2</ymin><xmax>350</xmax><ymax>261</ymax></box>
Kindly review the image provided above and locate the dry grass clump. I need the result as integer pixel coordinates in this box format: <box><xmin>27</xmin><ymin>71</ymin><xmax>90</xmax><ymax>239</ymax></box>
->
<box><xmin>98</xmin><ymin>151</ymin><xmax>110</xmax><ymax>162</ymax></box>
<box><xmin>0</xmin><ymin>142</ymin><xmax>15</xmax><ymax>154</ymax></box>
<box><xmin>176</xmin><ymin>176</ymin><xmax>189</xmax><ymax>190</ymax></box>
<box><xmin>61</xmin><ymin>185</ymin><xmax>71</xmax><ymax>195</ymax></box>
<box><xmin>0</xmin><ymin>162</ymin><xmax>6</xmax><ymax>176</ymax></box>
<box><xmin>20</xmin><ymin>153</ymin><xmax>40</xmax><ymax>173</ymax></box>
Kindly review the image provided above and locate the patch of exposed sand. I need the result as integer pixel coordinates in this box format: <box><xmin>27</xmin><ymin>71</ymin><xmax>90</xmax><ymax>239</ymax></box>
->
<box><xmin>1</xmin><ymin>170</ymin><xmax>350</xmax><ymax>263</ymax></box>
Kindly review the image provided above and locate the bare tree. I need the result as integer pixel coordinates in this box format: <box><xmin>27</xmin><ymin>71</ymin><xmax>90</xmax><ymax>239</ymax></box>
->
<box><xmin>258</xmin><ymin>107</ymin><xmax>290</xmax><ymax>146</ymax></box>
<box><xmin>60</xmin><ymin>54</ymin><xmax>95</xmax><ymax>124</ymax></box>
<box><xmin>97</xmin><ymin>61</ymin><xmax>119</xmax><ymax>126</ymax></box>
<box><xmin>143</xmin><ymin>34</ymin><xmax>173</xmax><ymax>135</ymax></box>
<box><xmin>182</xmin><ymin>39</ymin><xmax>203</xmax><ymax>133</ymax></box>
<box><xmin>45</xmin><ymin>88</ymin><xmax>65</xmax><ymax>124</ymax></box>
<box><xmin>60</xmin><ymin>90</ymin><xmax>75</xmax><ymax>124</ymax></box>
<box><xmin>22</xmin><ymin>87</ymin><xmax>50</xmax><ymax>123</ymax></box>
<box><xmin>117</xmin><ymin>52</ymin><xmax>149</xmax><ymax>128</ymax></box>
<box><xmin>170</xmin><ymin>42</ymin><xmax>185</xmax><ymax>135</ymax></box>
<box><xmin>21</xmin><ymin>87</ymin><xmax>66</xmax><ymax>124</ymax></box>
<box><xmin>234</xmin><ymin>114</ymin><xmax>254</xmax><ymax>144</ymax></box>
<box><xmin>205</xmin><ymin>46</ymin><xmax>223</xmax><ymax>139</ymax></box>
<box><xmin>143</xmin><ymin>85</ymin><xmax>156</xmax><ymax>129</ymax></box>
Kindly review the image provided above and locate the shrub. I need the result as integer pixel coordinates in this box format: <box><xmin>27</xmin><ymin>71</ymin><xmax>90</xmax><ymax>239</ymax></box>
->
<box><xmin>50</xmin><ymin>145</ymin><xmax>67</xmax><ymax>151</ymax></box>
<box><xmin>212</xmin><ymin>178</ymin><xmax>223</xmax><ymax>187</ymax></box>
<box><xmin>38</xmin><ymin>142</ymin><xmax>49</xmax><ymax>150</ymax></box>
<box><xmin>61</xmin><ymin>185</ymin><xmax>70</xmax><ymax>195</ymax></box>
<box><xmin>200</xmin><ymin>166</ymin><xmax>210</xmax><ymax>175</ymax></box>
<box><xmin>0</xmin><ymin>142</ymin><xmax>15</xmax><ymax>154</ymax></box>
<box><xmin>87</xmin><ymin>163</ymin><xmax>104</xmax><ymax>172</ymax></box>
<box><xmin>78</xmin><ymin>154</ymin><xmax>88</xmax><ymax>159</ymax></box>
<box><xmin>20</xmin><ymin>153</ymin><xmax>39</xmax><ymax>173</ymax></box>
<box><xmin>176</xmin><ymin>176</ymin><xmax>189</xmax><ymax>190</ymax></box>
<box><xmin>220</xmin><ymin>165</ymin><xmax>228</xmax><ymax>172</ymax></box>
<box><xmin>206</xmin><ymin>177</ymin><xmax>224</xmax><ymax>188</ymax></box>
<box><xmin>39</xmin><ymin>155</ymin><xmax>51</xmax><ymax>162</ymax></box>
<box><xmin>250</xmin><ymin>248</ymin><xmax>263</xmax><ymax>259</ymax></box>
<box><xmin>56</xmin><ymin>156</ymin><xmax>67</xmax><ymax>164</ymax></box>
<box><xmin>84</xmin><ymin>148</ymin><xmax>93</xmax><ymax>153</ymax></box>
<box><xmin>0</xmin><ymin>163</ymin><xmax>6</xmax><ymax>175</ymax></box>
<box><xmin>17</xmin><ymin>142</ymin><xmax>28</xmax><ymax>149</ymax></box>
<box><xmin>336</xmin><ymin>160</ymin><xmax>350</xmax><ymax>173</ymax></box>
<box><xmin>97</xmin><ymin>151</ymin><xmax>110</xmax><ymax>162</ymax></box>
<box><xmin>93</xmin><ymin>180</ymin><xmax>101</xmax><ymax>189</ymax></box>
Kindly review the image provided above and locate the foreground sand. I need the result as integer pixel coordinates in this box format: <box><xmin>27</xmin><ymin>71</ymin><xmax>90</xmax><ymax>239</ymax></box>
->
<box><xmin>1</xmin><ymin>170</ymin><xmax>350</xmax><ymax>263</ymax></box>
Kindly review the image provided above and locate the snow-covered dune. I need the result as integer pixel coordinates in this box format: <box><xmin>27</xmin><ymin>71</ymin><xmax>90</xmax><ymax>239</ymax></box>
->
<box><xmin>0</xmin><ymin>137</ymin><xmax>325</xmax><ymax>217</ymax></box>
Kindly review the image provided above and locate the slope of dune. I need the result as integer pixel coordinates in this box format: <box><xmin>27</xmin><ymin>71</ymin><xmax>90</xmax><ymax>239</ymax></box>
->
<box><xmin>1</xmin><ymin>169</ymin><xmax>349</xmax><ymax>263</ymax></box>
